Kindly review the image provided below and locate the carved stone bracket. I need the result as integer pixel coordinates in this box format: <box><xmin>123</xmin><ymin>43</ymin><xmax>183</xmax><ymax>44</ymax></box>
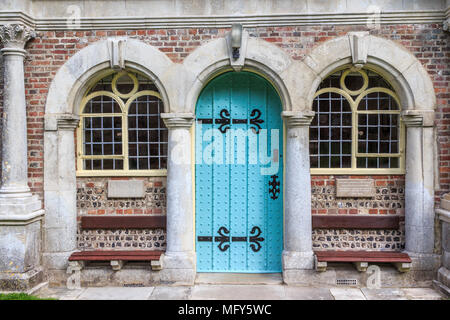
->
<box><xmin>107</xmin><ymin>38</ymin><xmax>127</xmax><ymax>70</ymax></box>
<box><xmin>347</xmin><ymin>31</ymin><xmax>369</xmax><ymax>69</ymax></box>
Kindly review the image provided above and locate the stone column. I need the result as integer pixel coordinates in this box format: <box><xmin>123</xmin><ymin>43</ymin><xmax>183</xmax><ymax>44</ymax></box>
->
<box><xmin>402</xmin><ymin>110</ymin><xmax>439</xmax><ymax>271</ymax></box>
<box><xmin>160</xmin><ymin>113</ymin><xmax>196</xmax><ymax>285</ymax></box>
<box><xmin>42</xmin><ymin>115</ymin><xmax>79</xmax><ymax>280</ymax></box>
<box><xmin>281</xmin><ymin>110</ymin><xmax>315</xmax><ymax>284</ymax></box>
<box><xmin>0</xmin><ymin>24</ymin><xmax>44</xmax><ymax>290</ymax></box>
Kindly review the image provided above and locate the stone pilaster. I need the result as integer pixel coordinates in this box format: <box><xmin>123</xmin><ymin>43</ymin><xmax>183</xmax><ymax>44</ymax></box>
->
<box><xmin>281</xmin><ymin>110</ymin><xmax>316</xmax><ymax>284</ymax></box>
<box><xmin>0</xmin><ymin>24</ymin><xmax>44</xmax><ymax>290</ymax></box>
<box><xmin>159</xmin><ymin>113</ymin><xmax>196</xmax><ymax>285</ymax></box>
<box><xmin>401</xmin><ymin>110</ymin><xmax>440</xmax><ymax>271</ymax></box>
<box><xmin>42</xmin><ymin>115</ymin><xmax>79</xmax><ymax>273</ymax></box>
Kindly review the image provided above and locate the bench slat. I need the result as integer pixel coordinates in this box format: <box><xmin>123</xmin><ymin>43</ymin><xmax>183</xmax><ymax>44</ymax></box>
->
<box><xmin>69</xmin><ymin>250</ymin><xmax>163</xmax><ymax>261</ymax></box>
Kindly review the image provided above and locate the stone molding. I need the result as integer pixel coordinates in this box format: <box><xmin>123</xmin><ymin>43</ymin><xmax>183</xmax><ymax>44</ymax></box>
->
<box><xmin>56</xmin><ymin>115</ymin><xmax>80</xmax><ymax>131</ymax></box>
<box><xmin>160</xmin><ymin>113</ymin><xmax>195</xmax><ymax>129</ymax></box>
<box><xmin>0</xmin><ymin>9</ymin><xmax>447</xmax><ymax>31</ymax></box>
<box><xmin>281</xmin><ymin>111</ymin><xmax>315</xmax><ymax>127</ymax></box>
<box><xmin>0</xmin><ymin>209</ymin><xmax>44</xmax><ymax>226</ymax></box>
<box><xmin>0</xmin><ymin>24</ymin><xmax>35</xmax><ymax>50</ymax></box>
<box><xmin>401</xmin><ymin>110</ymin><xmax>435</xmax><ymax>127</ymax></box>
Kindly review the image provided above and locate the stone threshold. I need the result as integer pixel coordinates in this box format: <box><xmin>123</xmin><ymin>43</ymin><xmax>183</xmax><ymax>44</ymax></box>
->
<box><xmin>195</xmin><ymin>273</ymin><xmax>283</xmax><ymax>285</ymax></box>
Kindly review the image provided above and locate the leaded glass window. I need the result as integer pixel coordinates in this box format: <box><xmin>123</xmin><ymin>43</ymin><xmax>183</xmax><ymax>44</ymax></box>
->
<box><xmin>310</xmin><ymin>67</ymin><xmax>405</xmax><ymax>174</ymax></box>
<box><xmin>77</xmin><ymin>70</ymin><xmax>167</xmax><ymax>175</ymax></box>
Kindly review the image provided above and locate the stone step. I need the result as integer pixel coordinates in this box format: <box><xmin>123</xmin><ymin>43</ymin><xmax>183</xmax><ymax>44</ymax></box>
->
<box><xmin>195</xmin><ymin>273</ymin><xmax>283</xmax><ymax>285</ymax></box>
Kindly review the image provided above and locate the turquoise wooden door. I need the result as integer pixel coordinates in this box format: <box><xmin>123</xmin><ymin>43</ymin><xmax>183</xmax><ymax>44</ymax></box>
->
<box><xmin>195</xmin><ymin>72</ymin><xmax>283</xmax><ymax>273</ymax></box>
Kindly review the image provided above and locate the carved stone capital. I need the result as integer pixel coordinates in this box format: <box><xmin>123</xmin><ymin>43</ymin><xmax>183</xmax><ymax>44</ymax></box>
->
<box><xmin>282</xmin><ymin>111</ymin><xmax>315</xmax><ymax>128</ymax></box>
<box><xmin>161</xmin><ymin>113</ymin><xmax>195</xmax><ymax>129</ymax></box>
<box><xmin>0</xmin><ymin>24</ymin><xmax>36</xmax><ymax>53</ymax></box>
<box><xmin>401</xmin><ymin>110</ymin><xmax>434</xmax><ymax>127</ymax></box>
<box><xmin>57</xmin><ymin>114</ymin><xmax>80</xmax><ymax>131</ymax></box>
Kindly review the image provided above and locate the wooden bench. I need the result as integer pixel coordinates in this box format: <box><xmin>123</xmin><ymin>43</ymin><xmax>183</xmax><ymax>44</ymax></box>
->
<box><xmin>69</xmin><ymin>215</ymin><xmax>167</xmax><ymax>272</ymax></box>
<box><xmin>68</xmin><ymin>250</ymin><xmax>164</xmax><ymax>271</ymax></box>
<box><xmin>314</xmin><ymin>250</ymin><xmax>412</xmax><ymax>273</ymax></box>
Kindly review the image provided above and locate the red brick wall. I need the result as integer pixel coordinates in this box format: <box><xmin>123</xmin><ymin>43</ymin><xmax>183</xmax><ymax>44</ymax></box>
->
<box><xmin>0</xmin><ymin>24</ymin><xmax>447</xmax><ymax>205</ymax></box>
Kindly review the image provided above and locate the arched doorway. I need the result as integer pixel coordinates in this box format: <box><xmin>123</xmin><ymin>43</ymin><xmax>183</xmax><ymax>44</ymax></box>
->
<box><xmin>195</xmin><ymin>71</ymin><xmax>283</xmax><ymax>272</ymax></box>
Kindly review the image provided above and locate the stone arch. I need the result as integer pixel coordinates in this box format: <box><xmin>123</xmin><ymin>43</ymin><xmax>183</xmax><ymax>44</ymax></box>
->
<box><xmin>42</xmin><ymin>39</ymin><xmax>174</xmax><ymax>272</ymax></box>
<box><xmin>45</xmin><ymin>38</ymin><xmax>173</xmax><ymax>116</ymax></box>
<box><xmin>299</xmin><ymin>34</ymin><xmax>439</xmax><ymax>272</ymax></box>
<box><xmin>301</xmin><ymin>35</ymin><xmax>436</xmax><ymax>112</ymax></box>
<box><xmin>181</xmin><ymin>34</ymin><xmax>312</xmax><ymax>113</ymax></box>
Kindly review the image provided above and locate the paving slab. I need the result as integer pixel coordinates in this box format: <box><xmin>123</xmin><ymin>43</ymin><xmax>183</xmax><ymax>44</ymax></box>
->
<box><xmin>330</xmin><ymin>288</ymin><xmax>366</xmax><ymax>300</ymax></box>
<box><xmin>361</xmin><ymin>288</ymin><xmax>408</xmax><ymax>300</ymax></box>
<box><xmin>190</xmin><ymin>285</ymin><xmax>286</xmax><ymax>300</ymax></box>
<box><xmin>77</xmin><ymin>287</ymin><xmax>154</xmax><ymax>300</ymax></box>
<box><xmin>195</xmin><ymin>273</ymin><xmax>283</xmax><ymax>285</ymax></box>
<box><xmin>149</xmin><ymin>286</ymin><xmax>192</xmax><ymax>300</ymax></box>
<box><xmin>401</xmin><ymin>288</ymin><xmax>444</xmax><ymax>300</ymax></box>
<box><xmin>35</xmin><ymin>286</ymin><xmax>86</xmax><ymax>300</ymax></box>
<box><xmin>284</xmin><ymin>286</ymin><xmax>334</xmax><ymax>300</ymax></box>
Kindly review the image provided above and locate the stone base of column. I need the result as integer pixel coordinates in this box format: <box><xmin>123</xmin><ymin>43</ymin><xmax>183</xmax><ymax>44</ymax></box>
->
<box><xmin>0</xmin><ymin>217</ymin><xmax>44</xmax><ymax>291</ymax></box>
<box><xmin>159</xmin><ymin>252</ymin><xmax>196</xmax><ymax>285</ymax></box>
<box><xmin>282</xmin><ymin>250</ymin><xmax>315</xmax><ymax>284</ymax></box>
<box><xmin>0</xmin><ymin>194</ymin><xmax>41</xmax><ymax>216</ymax></box>
<box><xmin>0</xmin><ymin>267</ymin><xmax>44</xmax><ymax>291</ymax></box>
<box><xmin>404</xmin><ymin>251</ymin><xmax>441</xmax><ymax>271</ymax></box>
<box><xmin>43</xmin><ymin>251</ymin><xmax>75</xmax><ymax>271</ymax></box>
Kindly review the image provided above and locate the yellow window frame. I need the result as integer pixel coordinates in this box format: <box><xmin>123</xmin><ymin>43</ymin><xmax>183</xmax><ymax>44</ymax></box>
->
<box><xmin>310</xmin><ymin>68</ymin><xmax>405</xmax><ymax>175</ymax></box>
<box><xmin>76</xmin><ymin>71</ymin><xmax>167</xmax><ymax>177</ymax></box>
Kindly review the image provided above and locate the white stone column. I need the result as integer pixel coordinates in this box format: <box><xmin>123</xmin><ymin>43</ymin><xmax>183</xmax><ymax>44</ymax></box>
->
<box><xmin>0</xmin><ymin>24</ymin><xmax>40</xmax><ymax>215</ymax></box>
<box><xmin>402</xmin><ymin>110</ymin><xmax>440</xmax><ymax>271</ymax></box>
<box><xmin>281</xmin><ymin>110</ymin><xmax>315</xmax><ymax>283</ymax></box>
<box><xmin>0</xmin><ymin>24</ymin><xmax>44</xmax><ymax>290</ymax></box>
<box><xmin>160</xmin><ymin>113</ymin><xmax>196</xmax><ymax>285</ymax></box>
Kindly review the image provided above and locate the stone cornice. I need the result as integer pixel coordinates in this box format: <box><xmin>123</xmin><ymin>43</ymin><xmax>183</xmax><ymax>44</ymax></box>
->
<box><xmin>0</xmin><ymin>24</ymin><xmax>35</xmax><ymax>50</ymax></box>
<box><xmin>282</xmin><ymin>111</ymin><xmax>315</xmax><ymax>128</ymax></box>
<box><xmin>161</xmin><ymin>113</ymin><xmax>195</xmax><ymax>129</ymax></box>
<box><xmin>401</xmin><ymin>110</ymin><xmax>435</xmax><ymax>128</ymax></box>
<box><xmin>0</xmin><ymin>10</ymin><xmax>447</xmax><ymax>31</ymax></box>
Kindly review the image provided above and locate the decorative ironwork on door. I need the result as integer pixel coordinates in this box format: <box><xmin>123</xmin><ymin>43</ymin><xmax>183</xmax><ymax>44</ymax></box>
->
<box><xmin>195</xmin><ymin>71</ymin><xmax>283</xmax><ymax>273</ymax></box>
<box><xmin>197</xmin><ymin>226</ymin><xmax>265</xmax><ymax>253</ymax></box>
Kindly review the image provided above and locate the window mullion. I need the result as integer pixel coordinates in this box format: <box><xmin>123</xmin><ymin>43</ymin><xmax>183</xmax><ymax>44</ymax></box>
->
<box><xmin>123</xmin><ymin>111</ymin><xmax>129</xmax><ymax>171</ymax></box>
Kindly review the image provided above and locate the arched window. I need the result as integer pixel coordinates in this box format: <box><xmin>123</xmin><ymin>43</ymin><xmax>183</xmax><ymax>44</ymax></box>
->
<box><xmin>309</xmin><ymin>67</ymin><xmax>405</xmax><ymax>174</ymax></box>
<box><xmin>77</xmin><ymin>70</ymin><xmax>167</xmax><ymax>176</ymax></box>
